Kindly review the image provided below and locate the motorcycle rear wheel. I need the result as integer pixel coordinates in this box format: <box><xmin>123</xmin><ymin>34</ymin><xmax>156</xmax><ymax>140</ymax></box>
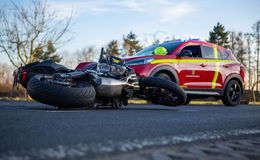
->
<box><xmin>27</xmin><ymin>75</ymin><xmax>96</xmax><ymax>108</ymax></box>
<box><xmin>140</xmin><ymin>77</ymin><xmax>186</xmax><ymax>106</ymax></box>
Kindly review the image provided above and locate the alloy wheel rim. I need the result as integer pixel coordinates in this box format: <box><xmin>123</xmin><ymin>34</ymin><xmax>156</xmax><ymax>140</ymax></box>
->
<box><xmin>229</xmin><ymin>83</ymin><xmax>241</xmax><ymax>102</ymax></box>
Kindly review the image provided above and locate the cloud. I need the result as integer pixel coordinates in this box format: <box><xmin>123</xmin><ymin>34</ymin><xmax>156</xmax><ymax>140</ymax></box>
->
<box><xmin>48</xmin><ymin>0</ymin><xmax>146</xmax><ymax>18</ymax></box>
<box><xmin>47</xmin><ymin>1</ymin><xmax>112</xmax><ymax>19</ymax></box>
<box><xmin>151</xmin><ymin>0</ymin><xmax>172</xmax><ymax>5</ymax></box>
<box><xmin>115</xmin><ymin>0</ymin><xmax>147</xmax><ymax>12</ymax></box>
<box><xmin>161</xmin><ymin>2</ymin><xmax>196</xmax><ymax>23</ymax></box>
<box><xmin>47</xmin><ymin>1</ymin><xmax>75</xmax><ymax>19</ymax></box>
<box><xmin>47</xmin><ymin>0</ymin><xmax>197</xmax><ymax>22</ymax></box>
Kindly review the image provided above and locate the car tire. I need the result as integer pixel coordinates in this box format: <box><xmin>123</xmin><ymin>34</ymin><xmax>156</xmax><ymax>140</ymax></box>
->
<box><xmin>154</xmin><ymin>72</ymin><xmax>171</xmax><ymax>81</ymax></box>
<box><xmin>27</xmin><ymin>75</ymin><xmax>96</xmax><ymax>108</ymax></box>
<box><xmin>140</xmin><ymin>77</ymin><xmax>187</xmax><ymax>106</ymax></box>
<box><xmin>221</xmin><ymin>80</ymin><xmax>242</xmax><ymax>106</ymax></box>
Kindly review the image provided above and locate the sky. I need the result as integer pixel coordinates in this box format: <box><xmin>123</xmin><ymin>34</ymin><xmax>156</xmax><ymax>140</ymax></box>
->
<box><xmin>0</xmin><ymin>0</ymin><xmax>260</xmax><ymax>64</ymax></box>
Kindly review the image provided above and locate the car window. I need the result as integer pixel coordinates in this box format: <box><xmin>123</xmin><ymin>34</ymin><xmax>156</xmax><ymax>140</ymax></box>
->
<box><xmin>181</xmin><ymin>45</ymin><xmax>202</xmax><ymax>58</ymax></box>
<box><xmin>134</xmin><ymin>41</ymin><xmax>182</xmax><ymax>56</ymax></box>
<box><xmin>218</xmin><ymin>49</ymin><xmax>229</xmax><ymax>59</ymax></box>
<box><xmin>202</xmin><ymin>45</ymin><xmax>216</xmax><ymax>59</ymax></box>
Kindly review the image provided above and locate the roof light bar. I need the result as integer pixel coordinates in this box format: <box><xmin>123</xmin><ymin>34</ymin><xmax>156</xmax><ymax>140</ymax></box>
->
<box><xmin>164</xmin><ymin>37</ymin><xmax>201</xmax><ymax>43</ymax></box>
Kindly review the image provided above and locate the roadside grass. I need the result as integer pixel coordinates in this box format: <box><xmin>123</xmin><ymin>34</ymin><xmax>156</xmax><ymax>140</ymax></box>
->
<box><xmin>0</xmin><ymin>97</ymin><xmax>32</xmax><ymax>101</ymax></box>
<box><xmin>1</xmin><ymin>97</ymin><xmax>260</xmax><ymax>105</ymax></box>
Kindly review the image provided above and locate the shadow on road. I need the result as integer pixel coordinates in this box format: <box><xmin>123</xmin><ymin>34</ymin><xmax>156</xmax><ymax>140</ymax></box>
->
<box><xmin>26</xmin><ymin>106</ymin><xmax>179</xmax><ymax>112</ymax></box>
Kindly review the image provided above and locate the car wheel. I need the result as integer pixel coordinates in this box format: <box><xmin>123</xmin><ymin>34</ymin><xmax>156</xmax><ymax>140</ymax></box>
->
<box><xmin>154</xmin><ymin>73</ymin><xmax>171</xmax><ymax>81</ymax></box>
<box><xmin>222</xmin><ymin>80</ymin><xmax>242</xmax><ymax>106</ymax></box>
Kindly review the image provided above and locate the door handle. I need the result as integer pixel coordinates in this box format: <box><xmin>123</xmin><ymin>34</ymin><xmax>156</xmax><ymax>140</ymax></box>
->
<box><xmin>223</xmin><ymin>64</ymin><xmax>229</xmax><ymax>68</ymax></box>
<box><xmin>200</xmin><ymin>63</ymin><xmax>207</xmax><ymax>67</ymax></box>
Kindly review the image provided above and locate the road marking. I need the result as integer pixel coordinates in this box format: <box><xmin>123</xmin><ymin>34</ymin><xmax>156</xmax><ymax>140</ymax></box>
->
<box><xmin>179</xmin><ymin>109</ymin><xmax>198</xmax><ymax>112</ymax></box>
<box><xmin>46</xmin><ymin>110</ymin><xmax>90</xmax><ymax>113</ymax></box>
<box><xmin>1</xmin><ymin>128</ymin><xmax>260</xmax><ymax>160</ymax></box>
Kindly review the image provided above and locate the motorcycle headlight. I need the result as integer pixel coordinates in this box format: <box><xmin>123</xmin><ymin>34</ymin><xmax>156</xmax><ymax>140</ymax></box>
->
<box><xmin>126</xmin><ymin>58</ymin><xmax>155</xmax><ymax>66</ymax></box>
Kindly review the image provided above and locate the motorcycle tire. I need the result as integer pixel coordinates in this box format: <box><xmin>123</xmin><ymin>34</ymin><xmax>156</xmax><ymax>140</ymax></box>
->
<box><xmin>139</xmin><ymin>77</ymin><xmax>186</xmax><ymax>106</ymax></box>
<box><xmin>27</xmin><ymin>75</ymin><xmax>96</xmax><ymax>108</ymax></box>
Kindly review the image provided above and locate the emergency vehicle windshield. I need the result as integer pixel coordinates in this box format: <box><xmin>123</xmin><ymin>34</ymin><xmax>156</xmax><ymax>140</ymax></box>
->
<box><xmin>134</xmin><ymin>41</ymin><xmax>182</xmax><ymax>56</ymax></box>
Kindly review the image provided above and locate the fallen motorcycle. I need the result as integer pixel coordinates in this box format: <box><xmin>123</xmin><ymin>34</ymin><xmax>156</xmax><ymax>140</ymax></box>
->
<box><xmin>13</xmin><ymin>49</ymin><xmax>186</xmax><ymax>109</ymax></box>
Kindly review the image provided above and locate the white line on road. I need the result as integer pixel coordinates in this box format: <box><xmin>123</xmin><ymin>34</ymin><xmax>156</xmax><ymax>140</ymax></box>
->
<box><xmin>1</xmin><ymin>128</ymin><xmax>260</xmax><ymax>160</ymax></box>
<box><xmin>179</xmin><ymin>109</ymin><xmax>198</xmax><ymax>112</ymax></box>
<box><xmin>46</xmin><ymin>111</ymin><xmax>90</xmax><ymax>113</ymax></box>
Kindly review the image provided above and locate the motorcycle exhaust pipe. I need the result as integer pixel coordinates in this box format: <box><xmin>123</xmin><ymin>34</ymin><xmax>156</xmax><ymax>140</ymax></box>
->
<box><xmin>54</xmin><ymin>71</ymin><xmax>86</xmax><ymax>79</ymax></box>
<box><xmin>96</xmin><ymin>77</ymin><xmax>126</xmax><ymax>97</ymax></box>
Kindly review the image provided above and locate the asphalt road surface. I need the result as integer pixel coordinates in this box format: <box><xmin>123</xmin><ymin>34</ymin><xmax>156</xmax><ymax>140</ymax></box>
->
<box><xmin>0</xmin><ymin>101</ymin><xmax>260</xmax><ymax>160</ymax></box>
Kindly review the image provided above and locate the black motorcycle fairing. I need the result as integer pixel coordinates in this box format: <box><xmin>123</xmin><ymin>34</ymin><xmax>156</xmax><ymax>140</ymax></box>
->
<box><xmin>30</xmin><ymin>60</ymin><xmax>70</xmax><ymax>73</ymax></box>
<box><xmin>14</xmin><ymin>60</ymin><xmax>71</xmax><ymax>88</ymax></box>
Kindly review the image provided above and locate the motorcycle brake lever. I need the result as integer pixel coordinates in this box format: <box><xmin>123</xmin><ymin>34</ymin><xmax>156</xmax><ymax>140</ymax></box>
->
<box><xmin>12</xmin><ymin>69</ymin><xmax>19</xmax><ymax>90</ymax></box>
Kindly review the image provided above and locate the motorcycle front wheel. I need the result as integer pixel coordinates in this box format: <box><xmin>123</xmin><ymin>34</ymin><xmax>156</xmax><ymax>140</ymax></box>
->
<box><xmin>139</xmin><ymin>77</ymin><xmax>186</xmax><ymax>106</ymax></box>
<box><xmin>27</xmin><ymin>75</ymin><xmax>96</xmax><ymax>108</ymax></box>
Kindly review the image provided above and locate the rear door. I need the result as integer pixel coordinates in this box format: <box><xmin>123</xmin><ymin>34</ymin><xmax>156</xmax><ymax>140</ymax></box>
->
<box><xmin>201</xmin><ymin>45</ymin><xmax>224</xmax><ymax>89</ymax></box>
<box><xmin>217</xmin><ymin>49</ymin><xmax>237</xmax><ymax>88</ymax></box>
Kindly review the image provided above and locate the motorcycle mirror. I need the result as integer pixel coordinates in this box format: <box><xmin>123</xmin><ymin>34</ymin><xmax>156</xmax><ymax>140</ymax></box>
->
<box><xmin>99</xmin><ymin>48</ymin><xmax>105</xmax><ymax>63</ymax></box>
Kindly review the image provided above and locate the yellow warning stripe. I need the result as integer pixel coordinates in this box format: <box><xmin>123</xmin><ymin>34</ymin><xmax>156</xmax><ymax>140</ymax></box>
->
<box><xmin>212</xmin><ymin>62</ymin><xmax>220</xmax><ymax>88</ymax></box>
<box><xmin>212</xmin><ymin>45</ymin><xmax>219</xmax><ymax>89</ymax></box>
<box><xmin>150</xmin><ymin>59</ymin><xmax>239</xmax><ymax>64</ymax></box>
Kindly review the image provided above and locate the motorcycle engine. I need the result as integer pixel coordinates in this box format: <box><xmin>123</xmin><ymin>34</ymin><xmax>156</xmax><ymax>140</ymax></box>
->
<box><xmin>98</xmin><ymin>63</ymin><xmax>127</xmax><ymax>78</ymax></box>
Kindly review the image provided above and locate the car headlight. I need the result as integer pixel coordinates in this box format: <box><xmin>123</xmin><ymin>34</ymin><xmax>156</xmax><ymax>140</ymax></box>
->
<box><xmin>126</xmin><ymin>58</ymin><xmax>155</xmax><ymax>66</ymax></box>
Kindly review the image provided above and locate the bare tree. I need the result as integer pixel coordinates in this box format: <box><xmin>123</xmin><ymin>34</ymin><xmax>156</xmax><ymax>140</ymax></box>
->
<box><xmin>76</xmin><ymin>46</ymin><xmax>98</xmax><ymax>64</ymax></box>
<box><xmin>244</xmin><ymin>33</ymin><xmax>254</xmax><ymax>89</ymax></box>
<box><xmin>0</xmin><ymin>63</ymin><xmax>14</xmax><ymax>96</ymax></box>
<box><xmin>229</xmin><ymin>31</ymin><xmax>236</xmax><ymax>51</ymax></box>
<box><xmin>0</xmin><ymin>63</ymin><xmax>13</xmax><ymax>85</ymax></box>
<box><xmin>0</xmin><ymin>0</ymin><xmax>72</xmax><ymax>68</ymax></box>
<box><xmin>235</xmin><ymin>32</ymin><xmax>247</xmax><ymax>66</ymax></box>
<box><xmin>60</xmin><ymin>51</ymin><xmax>77</xmax><ymax>69</ymax></box>
<box><xmin>143</xmin><ymin>31</ymin><xmax>174</xmax><ymax>47</ymax></box>
<box><xmin>253</xmin><ymin>20</ymin><xmax>260</xmax><ymax>91</ymax></box>
<box><xmin>229</xmin><ymin>31</ymin><xmax>247</xmax><ymax>66</ymax></box>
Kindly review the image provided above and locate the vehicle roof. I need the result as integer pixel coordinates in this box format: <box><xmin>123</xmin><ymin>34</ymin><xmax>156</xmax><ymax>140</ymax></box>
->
<box><xmin>163</xmin><ymin>39</ymin><xmax>227</xmax><ymax>51</ymax></box>
<box><xmin>124</xmin><ymin>39</ymin><xmax>232</xmax><ymax>61</ymax></box>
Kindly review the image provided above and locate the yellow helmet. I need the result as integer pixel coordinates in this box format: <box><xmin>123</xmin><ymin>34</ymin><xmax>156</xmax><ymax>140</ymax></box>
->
<box><xmin>153</xmin><ymin>47</ymin><xmax>168</xmax><ymax>55</ymax></box>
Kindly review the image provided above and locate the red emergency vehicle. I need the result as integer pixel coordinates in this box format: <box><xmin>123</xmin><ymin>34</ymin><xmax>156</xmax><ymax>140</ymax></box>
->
<box><xmin>124</xmin><ymin>39</ymin><xmax>245</xmax><ymax>106</ymax></box>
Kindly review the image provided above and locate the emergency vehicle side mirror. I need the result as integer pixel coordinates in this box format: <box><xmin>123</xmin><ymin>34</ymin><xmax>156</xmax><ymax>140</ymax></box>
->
<box><xmin>178</xmin><ymin>50</ymin><xmax>193</xmax><ymax>57</ymax></box>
